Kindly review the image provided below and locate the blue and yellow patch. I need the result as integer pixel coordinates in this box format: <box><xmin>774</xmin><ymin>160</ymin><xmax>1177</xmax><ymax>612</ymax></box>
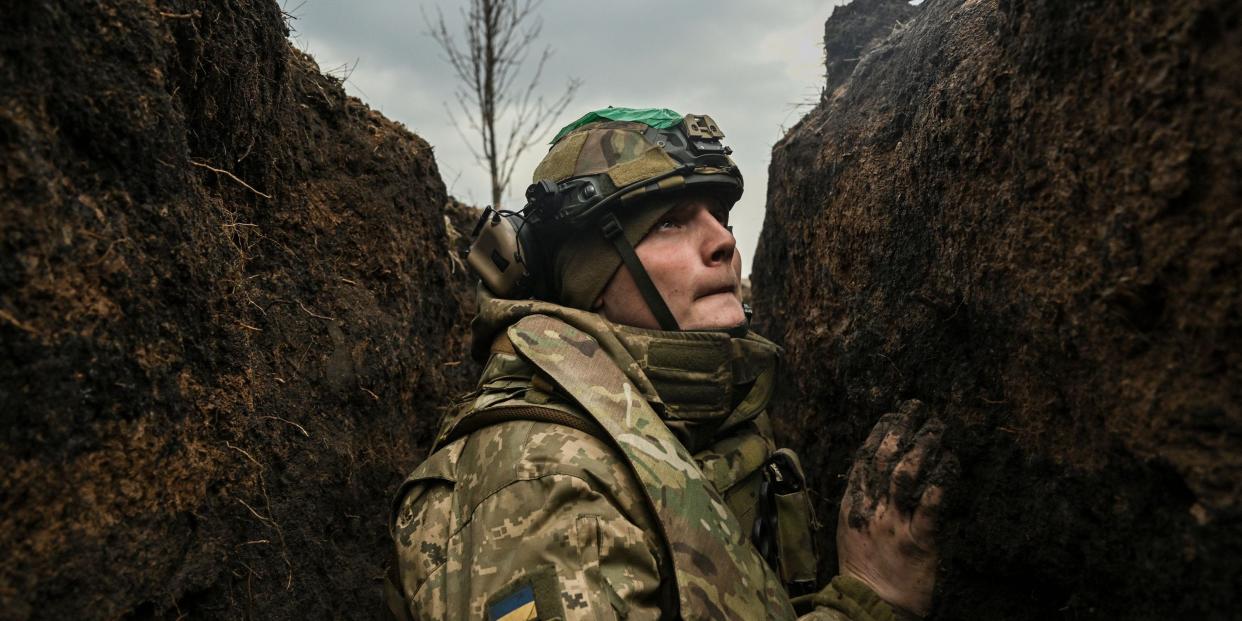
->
<box><xmin>487</xmin><ymin>583</ymin><xmax>539</xmax><ymax>621</ymax></box>
<box><xmin>486</xmin><ymin>567</ymin><xmax>565</xmax><ymax>621</ymax></box>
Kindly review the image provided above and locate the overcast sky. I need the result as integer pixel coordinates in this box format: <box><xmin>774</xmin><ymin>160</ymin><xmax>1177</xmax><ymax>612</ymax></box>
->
<box><xmin>288</xmin><ymin>1</ymin><xmax>847</xmax><ymax>275</ymax></box>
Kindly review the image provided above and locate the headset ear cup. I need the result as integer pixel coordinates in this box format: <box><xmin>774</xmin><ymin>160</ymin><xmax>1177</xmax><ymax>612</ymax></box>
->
<box><xmin>467</xmin><ymin>212</ymin><xmax>531</xmax><ymax>299</ymax></box>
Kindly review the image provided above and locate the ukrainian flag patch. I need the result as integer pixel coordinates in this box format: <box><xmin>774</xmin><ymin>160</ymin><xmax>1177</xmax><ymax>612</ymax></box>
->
<box><xmin>488</xmin><ymin>583</ymin><xmax>539</xmax><ymax>621</ymax></box>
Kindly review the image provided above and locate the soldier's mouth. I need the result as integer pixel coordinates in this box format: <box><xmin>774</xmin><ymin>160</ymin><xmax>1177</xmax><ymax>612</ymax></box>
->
<box><xmin>697</xmin><ymin>283</ymin><xmax>738</xmax><ymax>299</ymax></box>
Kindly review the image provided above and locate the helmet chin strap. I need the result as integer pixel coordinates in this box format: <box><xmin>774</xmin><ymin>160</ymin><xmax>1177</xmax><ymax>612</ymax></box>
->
<box><xmin>600</xmin><ymin>213</ymin><xmax>681</xmax><ymax>331</ymax></box>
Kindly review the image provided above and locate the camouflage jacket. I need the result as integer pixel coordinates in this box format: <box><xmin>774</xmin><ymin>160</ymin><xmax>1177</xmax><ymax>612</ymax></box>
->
<box><xmin>388</xmin><ymin>295</ymin><xmax>902</xmax><ymax>621</ymax></box>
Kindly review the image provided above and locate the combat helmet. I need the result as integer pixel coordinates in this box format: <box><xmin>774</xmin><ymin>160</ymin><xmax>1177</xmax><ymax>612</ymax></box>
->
<box><xmin>466</xmin><ymin>107</ymin><xmax>744</xmax><ymax>331</ymax></box>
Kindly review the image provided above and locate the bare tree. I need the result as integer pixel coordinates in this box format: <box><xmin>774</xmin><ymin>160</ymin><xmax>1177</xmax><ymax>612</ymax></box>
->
<box><xmin>427</xmin><ymin>0</ymin><xmax>580</xmax><ymax>208</ymax></box>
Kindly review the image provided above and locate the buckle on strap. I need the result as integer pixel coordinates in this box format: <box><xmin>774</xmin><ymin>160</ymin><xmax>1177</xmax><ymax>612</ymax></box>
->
<box><xmin>601</xmin><ymin>214</ymin><xmax>625</xmax><ymax>240</ymax></box>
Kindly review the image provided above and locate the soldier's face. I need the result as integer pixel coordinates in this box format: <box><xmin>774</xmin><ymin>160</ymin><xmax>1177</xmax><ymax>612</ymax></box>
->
<box><xmin>596</xmin><ymin>196</ymin><xmax>745</xmax><ymax>330</ymax></box>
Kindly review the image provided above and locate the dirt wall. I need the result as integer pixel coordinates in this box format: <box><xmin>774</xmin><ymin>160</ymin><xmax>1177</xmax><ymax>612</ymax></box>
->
<box><xmin>0</xmin><ymin>1</ymin><xmax>473</xmax><ymax>618</ymax></box>
<box><xmin>753</xmin><ymin>0</ymin><xmax>1241</xmax><ymax>619</ymax></box>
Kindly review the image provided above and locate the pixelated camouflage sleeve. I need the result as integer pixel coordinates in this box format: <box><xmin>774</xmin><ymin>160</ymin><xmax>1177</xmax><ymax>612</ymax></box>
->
<box><xmin>391</xmin><ymin>422</ymin><xmax>665</xmax><ymax>620</ymax></box>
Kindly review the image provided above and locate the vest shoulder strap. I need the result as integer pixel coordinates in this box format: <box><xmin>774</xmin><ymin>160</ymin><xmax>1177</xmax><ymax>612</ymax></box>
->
<box><xmin>437</xmin><ymin>403</ymin><xmax>607</xmax><ymax>449</ymax></box>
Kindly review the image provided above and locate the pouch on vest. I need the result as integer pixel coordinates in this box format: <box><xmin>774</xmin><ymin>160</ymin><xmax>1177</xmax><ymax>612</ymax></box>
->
<box><xmin>752</xmin><ymin>447</ymin><xmax>819</xmax><ymax>597</ymax></box>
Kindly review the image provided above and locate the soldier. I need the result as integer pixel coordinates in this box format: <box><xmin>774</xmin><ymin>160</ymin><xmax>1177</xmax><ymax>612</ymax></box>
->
<box><xmin>387</xmin><ymin>108</ymin><xmax>953</xmax><ymax>620</ymax></box>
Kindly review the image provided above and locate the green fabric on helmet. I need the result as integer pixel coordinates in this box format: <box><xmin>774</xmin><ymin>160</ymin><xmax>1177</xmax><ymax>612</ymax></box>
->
<box><xmin>551</xmin><ymin>196</ymin><xmax>680</xmax><ymax>310</ymax></box>
<box><xmin>550</xmin><ymin>107</ymin><xmax>684</xmax><ymax>143</ymax></box>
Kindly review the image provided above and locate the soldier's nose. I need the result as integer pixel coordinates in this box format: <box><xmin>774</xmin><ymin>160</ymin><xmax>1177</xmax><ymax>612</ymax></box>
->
<box><xmin>703</xmin><ymin>214</ymin><xmax>735</xmax><ymax>266</ymax></box>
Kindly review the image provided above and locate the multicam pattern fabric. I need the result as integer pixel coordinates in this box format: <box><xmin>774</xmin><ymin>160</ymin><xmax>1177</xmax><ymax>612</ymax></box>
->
<box><xmin>532</xmin><ymin>121</ymin><xmax>681</xmax><ymax>188</ymax></box>
<box><xmin>507</xmin><ymin>314</ymin><xmax>797</xmax><ymax>620</ymax></box>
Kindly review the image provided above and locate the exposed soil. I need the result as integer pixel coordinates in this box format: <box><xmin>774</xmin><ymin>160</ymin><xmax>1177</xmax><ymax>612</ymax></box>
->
<box><xmin>753</xmin><ymin>0</ymin><xmax>1241</xmax><ymax>619</ymax></box>
<box><xmin>0</xmin><ymin>1</ymin><xmax>475</xmax><ymax>618</ymax></box>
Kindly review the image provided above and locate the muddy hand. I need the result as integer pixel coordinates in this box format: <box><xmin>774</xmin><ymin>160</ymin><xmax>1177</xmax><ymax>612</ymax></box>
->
<box><xmin>838</xmin><ymin>400</ymin><xmax>958</xmax><ymax>618</ymax></box>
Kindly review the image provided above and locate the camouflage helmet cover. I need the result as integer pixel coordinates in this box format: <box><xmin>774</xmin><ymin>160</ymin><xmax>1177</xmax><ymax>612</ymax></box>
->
<box><xmin>530</xmin><ymin>109</ymin><xmax>744</xmax><ymax>311</ymax></box>
<box><xmin>531</xmin><ymin>116</ymin><xmax>743</xmax><ymax>207</ymax></box>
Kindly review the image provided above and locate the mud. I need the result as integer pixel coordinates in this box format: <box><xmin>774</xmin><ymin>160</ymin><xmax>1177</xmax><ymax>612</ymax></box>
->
<box><xmin>844</xmin><ymin>400</ymin><xmax>954</xmax><ymax>530</ymax></box>
<box><xmin>754</xmin><ymin>0</ymin><xmax>1241</xmax><ymax>619</ymax></box>
<box><xmin>0</xmin><ymin>1</ymin><xmax>474</xmax><ymax>618</ymax></box>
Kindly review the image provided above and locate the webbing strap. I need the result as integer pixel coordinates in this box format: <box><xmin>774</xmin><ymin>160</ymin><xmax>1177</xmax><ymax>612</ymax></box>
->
<box><xmin>439</xmin><ymin>404</ymin><xmax>607</xmax><ymax>450</ymax></box>
<box><xmin>600</xmin><ymin>213</ymin><xmax>681</xmax><ymax>331</ymax></box>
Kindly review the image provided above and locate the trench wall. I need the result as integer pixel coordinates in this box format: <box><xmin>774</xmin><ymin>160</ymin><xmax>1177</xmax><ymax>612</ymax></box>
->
<box><xmin>0</xmin><ymin>1</ymin><xmax>474</xmax><ymax>618</ymax></box>
<box><xmin>753</xmin><ymin>0</ymin><xmax>1241</xmax><ymax>618</ymax></box>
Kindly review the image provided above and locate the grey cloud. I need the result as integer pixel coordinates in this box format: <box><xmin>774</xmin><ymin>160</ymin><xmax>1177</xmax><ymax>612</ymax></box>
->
<box><xmin>291</xmin><ymin>0</ymin><xmax>848</xmax><ymax>272</ymax></box>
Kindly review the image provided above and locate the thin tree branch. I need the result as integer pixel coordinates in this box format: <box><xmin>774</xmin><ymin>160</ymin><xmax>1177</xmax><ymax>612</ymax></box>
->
<box><xmin>425</xmin><ymin>0</ymin><xmax>577</xmax><ymax>208</ymax></box>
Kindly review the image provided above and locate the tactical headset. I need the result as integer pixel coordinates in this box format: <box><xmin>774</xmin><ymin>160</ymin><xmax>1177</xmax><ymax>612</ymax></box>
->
<box><xmin>466</xmin><ymin>114</ymin><xmax>742</xmax><ymax>331</ymax></box>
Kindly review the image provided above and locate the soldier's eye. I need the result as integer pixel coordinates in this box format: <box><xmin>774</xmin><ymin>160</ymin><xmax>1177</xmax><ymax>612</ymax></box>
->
<box><xmin>656</xmin><ymin>218</ymin><xmax>680</xmax><ymax>231</ymax></box>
